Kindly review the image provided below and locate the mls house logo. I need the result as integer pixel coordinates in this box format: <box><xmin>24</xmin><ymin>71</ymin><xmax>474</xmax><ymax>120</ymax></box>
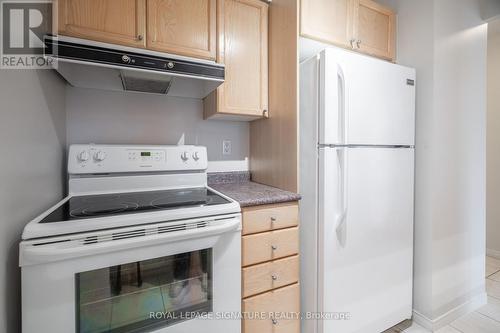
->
<box><xmin>1</xmin><ymin>1</ymin><xmax>54</xmax><ymax>68</ymax></box>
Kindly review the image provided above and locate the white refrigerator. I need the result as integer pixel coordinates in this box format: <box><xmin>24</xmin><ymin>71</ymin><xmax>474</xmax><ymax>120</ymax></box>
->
<box><xmin>300</xmin><ymin>48</ymin><xmax>416</xmax><ymax>333</ymax></box>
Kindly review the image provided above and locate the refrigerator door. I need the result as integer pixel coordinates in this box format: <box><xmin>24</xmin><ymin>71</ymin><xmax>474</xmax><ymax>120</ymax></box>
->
<box><xmin>319</xmin><ymin>146</ymin><xmax>414</xmax><ymax>333</ymax></box>
<box><xmin>319</xmin><ymin>48</ymin><xmax>416</xmax><ymax>146</ymax></box>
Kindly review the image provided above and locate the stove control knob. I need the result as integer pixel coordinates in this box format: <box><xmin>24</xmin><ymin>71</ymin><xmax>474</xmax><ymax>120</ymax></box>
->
<box><xmin>122</xmin><ymin>55</ymin><xmax>131</xmax><ymax>64</ymax></box>
<box><xmin>192</xmin><ymin>152</ymin><xmax>200</xmax><ymax>161</ymax></box>
<box><xmin>181</xmin><ymin>151</ymin><xmax>189</xmax><ymax>162</ymax></box>
<box><xmin>94</xmin><ymin>151</ymin><xmax>107</xmax><ymax>162</ymax></box>
<box><xmin>78</xmin><ymin>150</ymin><xmax>90</xmax><ymax>162</ymax></box>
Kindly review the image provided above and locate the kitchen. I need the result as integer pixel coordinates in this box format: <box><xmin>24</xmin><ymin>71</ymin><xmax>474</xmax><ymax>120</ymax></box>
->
<box><xmin>0</xmin><ymin>0</ymin><xmax>497</xmax><ymax>333</ymax></box>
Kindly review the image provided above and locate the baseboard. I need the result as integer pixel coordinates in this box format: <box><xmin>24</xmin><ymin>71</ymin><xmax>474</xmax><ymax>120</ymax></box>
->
<box><xmin>412</xmin><ymin>292</ymin><xmax>487</xmax><ymax>331</ymax></box>
<box><xmin>487</xmin><ymin>248</ymin><xmax>500</xmax><ymax>259</ymax></box>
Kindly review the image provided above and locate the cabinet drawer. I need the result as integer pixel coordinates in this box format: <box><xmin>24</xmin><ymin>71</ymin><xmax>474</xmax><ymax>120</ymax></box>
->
<box><xmin>242</xmin><ymin>283</ymin><xmax>300</xmax><ymax>333</ymax></box>
<box><xmin>242</xmin><ymin>202</ymin><xmax>299</xmax><ymax>235</ymax></box>
<box><xmin>243</xmin><ymin>255</ymin><xmax>299</xmax><ymax>298</ymax></box>
<box><xmin>242</xmin><ymin>227</ymin><xmax>299</xmax><ymax>266</ymax></box>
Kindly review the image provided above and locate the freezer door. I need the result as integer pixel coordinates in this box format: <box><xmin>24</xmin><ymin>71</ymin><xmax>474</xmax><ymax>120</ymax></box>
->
<box><xmin>320</xmin><ymin>48</ymin><xmax>416</xmax><ymax>146</ymax></box>
<box><xmin>319</xmin><ymin>147</ymin><xmax>414</xmax><ymax>333</ymax></box>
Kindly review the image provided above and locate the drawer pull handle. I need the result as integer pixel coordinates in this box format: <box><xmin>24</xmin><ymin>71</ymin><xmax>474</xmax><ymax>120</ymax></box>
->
<box><xmin>271</xmin><ymin>274</ymin><xmax>278</xmax><ymax>281</ymax></box>
<box><xmin>270</xmin><ymin>217</ymin><xmax>277</xmax><ymax>223</ymax></box>
<box><xmin>272</xmin><ymin>319</ymin><xmax>278</xmax><ymax>325</ymax></box>
<box><xmin>271</xmin><ymin>245</ymin><xmax>278</xmax><ymax>251</ymax></box>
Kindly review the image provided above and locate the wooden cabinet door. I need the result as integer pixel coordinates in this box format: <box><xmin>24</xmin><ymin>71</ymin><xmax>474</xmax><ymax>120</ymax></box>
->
<box><xmin>353</xmin><ymin>0</ymin><xmax>396</xmax><ymax>61</ymax></box>
<box><xmin>146</xmin><ymin>0</ymin><xmax>217</xmax><ymax>60</ymax></box>
<box><xmin>204</xmin><ymin>0</ymin><xmax>268</xmax><ymax>119</ymax></box>
<box><xmin>300</xmin><ymin>0</ymin><xmax>354</xmax><ymax>48</ymax></box>
<box><xmin>58</xmin><ymin>0</ymin><xmax>146</xmax><ymax>48</ymax></box>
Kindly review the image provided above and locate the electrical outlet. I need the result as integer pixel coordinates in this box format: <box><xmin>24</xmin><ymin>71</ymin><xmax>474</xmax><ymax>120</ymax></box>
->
<box><xmin>222</xmin><ymin>140</ymin><xmax>231</xmax><ymax>155</ymax></box>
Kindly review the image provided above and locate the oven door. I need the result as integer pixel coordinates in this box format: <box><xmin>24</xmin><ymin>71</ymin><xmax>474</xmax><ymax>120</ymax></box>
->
<box><xmin>20</xmin><ymin>215</ymin><xmax>241</xmax><ymax>333</ymax></box>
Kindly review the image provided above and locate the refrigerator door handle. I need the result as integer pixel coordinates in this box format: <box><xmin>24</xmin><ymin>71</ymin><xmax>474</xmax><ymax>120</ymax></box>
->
<box><xmin>319</xmin><ymin>55</ymin><xmax>347</xmax><ymax>145</ymax></box>
<box><xmin>337</xmin><ymin>64</ymin><xmax>346</xmax><ymax>144</ymax></box>
<box><xmin>335</xmin><ymin>148</ymin><xmax>348</xmax><ymax>246</ymax></box>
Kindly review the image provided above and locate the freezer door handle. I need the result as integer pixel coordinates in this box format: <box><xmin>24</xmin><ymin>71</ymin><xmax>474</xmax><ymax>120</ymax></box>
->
<box><xmin>320</xmin><ymin>55</ymin><xmax>347</xmax><ymax>144</ymax></box>
<box><xmin>335</xmin><ymin>148</ymin><xmax>348</xmax><ymax>246</ymax></box>
<box><xmin>337</xmin><ymin>64</ymin><xmax>346</xmax><ymax>144</ymax></box>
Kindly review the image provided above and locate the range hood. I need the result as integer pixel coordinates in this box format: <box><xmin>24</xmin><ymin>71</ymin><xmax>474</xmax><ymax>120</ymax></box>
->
<box><xmin>44</xmin><ymin>36</ymin><xmax>224</xmax><ymax>98</ymax></box>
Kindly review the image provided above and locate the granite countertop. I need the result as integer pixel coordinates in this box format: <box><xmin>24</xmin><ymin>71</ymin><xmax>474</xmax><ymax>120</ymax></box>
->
<box><xmin>208</xmin><ymin>172</ymin><xmax>301</xmax><ymax>207</ymax></box>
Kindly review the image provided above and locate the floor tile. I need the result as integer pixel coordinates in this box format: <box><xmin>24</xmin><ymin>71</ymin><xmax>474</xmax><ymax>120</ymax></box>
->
<box><xmin>476</xmin><ymin>296</ymin><xmax>500</xmax><ymax>322</ymax></box>
<box><xmin>486</xmin><ymin>264</ymin><xmax>500</xmax><ymax>278</ymax></box>
<box><xmin>435</xmin><ymin>326</ymin><xmax>462</xmax><ymax>333</ymax></box>
<box><xmin>488</xmin><ymin>270</ymin><xmax>500</xmax><ymax>282</ymax></box>
<box><xmin>486</xmin><ymin>278</ymin><xmax>500</xmax><ymax>299</ymax></box>
<box><xmin>450</xmin><ymin>311</ymin><xmax>500</xmax><ymax>333</ymax></box>
<box><xmin>403</xmin><ymin>323</ymin><xmax>431</xmax><ymax>333</ymax></box>
<box><xmin>486</xmin><ymin>256</ymin><xmax>500</xmax><ymax>277</ymax></box>
<box><xmin>383</xmin><ymin>319</ymin><xmax>412</xmax><ymax>332</ymax></box>
<box><xmin>486</xmin><ymin>256</ymin><xmax>500</xmax><ymax>268</ymax></box>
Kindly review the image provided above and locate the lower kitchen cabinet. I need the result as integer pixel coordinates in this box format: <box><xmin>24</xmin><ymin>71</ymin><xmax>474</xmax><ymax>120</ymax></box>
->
<box><xmin>242</xmin><ymin>227</ymin><xmax>299</xmax><ymax>266</ymax></box>
<box><xmin>243</xmin><ymin>283</ymin><xmax>301</xmax><ymax>333</ymax></box>
<box><xmin>240</xmin><ymin>201</ymin><xmax>300</xmax><ymax>333</ymax></box>
<box><xmin>242</xmin><ymin>255</ymin><xmax>299</xmax><ymax>298</ymax></box>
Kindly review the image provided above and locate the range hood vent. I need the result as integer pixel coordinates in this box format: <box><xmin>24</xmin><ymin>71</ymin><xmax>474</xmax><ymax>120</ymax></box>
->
<box><xmin>120</xmin><ymin>70</ymin><xmax>173</xmax><ymax>94</ymax></box>
<box><xmin>44</xmin><ymin>36</ymin><xmax>224</xmax><ymax>99</ymax></box>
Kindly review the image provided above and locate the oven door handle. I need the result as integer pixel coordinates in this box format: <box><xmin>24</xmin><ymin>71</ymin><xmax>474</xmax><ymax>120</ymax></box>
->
<box><xmin>20</xmin><ymin>217</ymin><xmax>241</xmax><ymax>266</ymax></box>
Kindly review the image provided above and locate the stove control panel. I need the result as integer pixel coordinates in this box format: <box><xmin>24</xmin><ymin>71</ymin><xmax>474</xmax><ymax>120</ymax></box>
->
<box><xmin>68</xmin><ymin>144</ymin><xmax>208</xmax><ymax>174</ymax></box>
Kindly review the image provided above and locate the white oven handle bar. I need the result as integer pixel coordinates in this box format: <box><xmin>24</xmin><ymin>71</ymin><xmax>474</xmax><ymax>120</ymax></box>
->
<box><xmin>20</xmin><ymin>217</ymin><xmax>240</xmax><ymax>266</ymax></box>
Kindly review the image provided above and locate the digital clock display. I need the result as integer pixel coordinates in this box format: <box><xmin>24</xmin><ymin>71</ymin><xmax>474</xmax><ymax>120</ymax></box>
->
<box><xmin>141</xmin><ymin>152</ymin><xmax>151</xmax><ymax>157</ymax></box>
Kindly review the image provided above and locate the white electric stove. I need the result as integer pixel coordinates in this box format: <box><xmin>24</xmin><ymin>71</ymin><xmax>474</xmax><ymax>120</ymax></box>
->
<box><xmin>19</xmin><ymin>144</ymin><xmax>242</xmax><ymax>333</ymax></box>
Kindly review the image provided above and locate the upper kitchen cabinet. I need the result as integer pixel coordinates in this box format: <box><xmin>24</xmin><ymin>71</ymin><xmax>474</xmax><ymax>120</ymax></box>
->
<box><xmin>57</xmin><ymin>0</ymin><xmax>147</xmax><ymax>48</ymax></box>
<box><xmin>204</xmin><ymin>0</ymin><xmax>268</xmax><ymax>120</ymax></box>
<box><xmin>300</xmin><ymin>0</ymin><xmax>354</xmax><ymax>49</ymax></box>
<box><xmin>353</xmin><ymin>0</ymin><xmax>396</xmax><ymax>61</ymax></box>
<box><xmin>146</xmin><ymin>0</ymin><xmax>217</xmax><ymax>60</ymax></box>
<box><xmin>299</xmin><ymin>0</ymin><xmax>396</xmax><ymax>61</ymax></box>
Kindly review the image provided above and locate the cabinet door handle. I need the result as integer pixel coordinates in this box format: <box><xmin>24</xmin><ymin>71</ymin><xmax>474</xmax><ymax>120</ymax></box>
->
<box><xmin>350</xmin><ymin>39</ymin><xmax>356</xmax><ymax>48</ymax></box>
<box><xmin>270</xmin><ymin>217</ymin><xmax>277</xmax><ymax>223</ymax></box>
<box><xmin>356</xmin><ymin>40</ymin><xmax>362</xmax><ymax>48</ymax></box>
<box><xmin>271</xmin><ymin>274</ymin><xmax>278</xmax><ymax>281</ymax></box>
<box><xmin>137</xmin><ymin>35</ymin><xmax>144</xmax><ymax>41</ymax></box>
<box><xmin>271</xmin><ymin>245</ymin><xmax>278</xmax><ymax>251</ymax></box>
<box><xmin>263</xmin><ymin>109</ymin><xmax>269</xmax><ymax>118</ymax></box>
<box><xmin>272</xmin><ymin>319</ymin><xmax>278</xmax><ymax>325</ymax></box>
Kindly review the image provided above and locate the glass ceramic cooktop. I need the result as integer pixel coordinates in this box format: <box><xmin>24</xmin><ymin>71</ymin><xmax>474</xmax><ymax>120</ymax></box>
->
<box><xmin>40</xmin><ymin>187</ymin><xmax>230</xmax><ymax>223</ymax></box>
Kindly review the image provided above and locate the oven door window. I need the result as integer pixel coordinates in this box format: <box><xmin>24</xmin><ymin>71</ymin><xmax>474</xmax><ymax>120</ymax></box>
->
<box><xmin>76</xmin><ymin>249</ymin><xmax>212</xmax><ymax>333</ymax></box>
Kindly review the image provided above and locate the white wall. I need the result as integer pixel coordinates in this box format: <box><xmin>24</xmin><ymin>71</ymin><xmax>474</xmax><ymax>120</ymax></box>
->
<box><xmin>396</xmin><ymin>0</ymin><xmax>488</xmax><ymax>329</ymax></box>
<box><xmin>0</xmin><ymin>70</ymin><xmax>66</xmax><ymax>333</ymax></box>
<box><xmin>487</xmin><ymin>19</ymin><xmax>500</xmax><ymax>255</ymax></box>
<box><xmin>395</xmin><ymin>0</ymin><xmax>436</xmax><ymax>318</ymax></box>
<box><xmin>479</xmin><ymin>0</ymin><xmax>500</xmax><ymax>21</ymax></box>
<box><xmin>66</xmin><ymin>87</ymin><xmax>250</xmax><ymax>161</ymax></box>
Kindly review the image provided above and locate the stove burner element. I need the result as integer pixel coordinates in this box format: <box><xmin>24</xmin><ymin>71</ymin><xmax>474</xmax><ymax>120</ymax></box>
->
<box><xmin>70</xmin><ymin>202</ymin><xmax>139</xmax><ymax>218</ymax></box>
<box><xmin>150</xmin><ymin>190</ymin><xmax>213</xmax><ymax>209</ymax></box>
